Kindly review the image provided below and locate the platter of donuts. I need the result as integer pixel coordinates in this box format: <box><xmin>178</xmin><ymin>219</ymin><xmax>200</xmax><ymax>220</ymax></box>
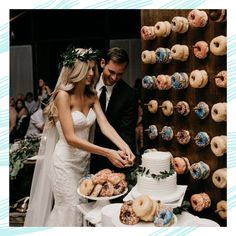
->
<box><xmin>77</xmin><ymin>168</ymin><xmax>128</xmax><ymax>200</ymax></box>
<box><xmin>112</xmin><ymin>195</ymin><xmax>177</xmax><ymax>227</ymax></box>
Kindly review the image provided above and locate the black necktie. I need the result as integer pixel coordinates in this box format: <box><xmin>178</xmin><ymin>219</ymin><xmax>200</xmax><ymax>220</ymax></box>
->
<box><xmin>99</xmin><ymin>86</ymin><xmax>107</xmax><ymax>112</ymax></box>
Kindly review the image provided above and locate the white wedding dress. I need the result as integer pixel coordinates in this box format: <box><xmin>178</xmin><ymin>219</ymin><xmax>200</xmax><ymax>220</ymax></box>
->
<box><xmin>46</xmin><ymin>109</ymin><xmax>96</xmax><ymax>226</ymax></box>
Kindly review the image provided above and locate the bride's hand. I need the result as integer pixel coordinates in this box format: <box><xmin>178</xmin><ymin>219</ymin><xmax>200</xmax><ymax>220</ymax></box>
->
<box><xmin>106</xmin><ymin>149</ymin><xmax>127</xmax><ymax>168</ymax></box>
<box><xmin>118</xmin><ymin>149</ymin><xmax>135</xmax><ymax>167</ymax></box>
<box><xmin>122</xmin><ymin>145</ymin><xmax>136</xmax><ymax>165</ymax></box>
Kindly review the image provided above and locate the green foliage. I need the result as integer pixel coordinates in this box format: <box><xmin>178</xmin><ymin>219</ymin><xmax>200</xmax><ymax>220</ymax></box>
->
<box><xmin>173</xmin><ymin>200</ymin><xmax>191</xmax><ymax>215</ymax></box>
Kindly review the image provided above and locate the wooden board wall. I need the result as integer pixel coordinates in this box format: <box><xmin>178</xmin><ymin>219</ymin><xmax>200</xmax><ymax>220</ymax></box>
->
<box><xmin>141</xmin><ymin>9</ymin><xmax>226</xmax><ymax>226</ymax></box>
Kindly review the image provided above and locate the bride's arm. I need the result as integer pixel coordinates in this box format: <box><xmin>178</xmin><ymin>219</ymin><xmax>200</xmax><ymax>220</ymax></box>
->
<box><xmin>54</xmin><ymin>91</ymin><xmax>126</xmax><ymax>168</ymax></box>
<box><xmin>93</xmin><ymin>96</ymin><xmax>135</xmax><ymax>163</ymax></box>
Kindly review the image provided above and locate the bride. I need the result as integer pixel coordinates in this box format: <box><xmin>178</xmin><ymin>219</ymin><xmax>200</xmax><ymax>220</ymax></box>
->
<box><xmin>24</xmin><ymin>47</ymin><xmax>135</xmax><ymax>227</ymax></box>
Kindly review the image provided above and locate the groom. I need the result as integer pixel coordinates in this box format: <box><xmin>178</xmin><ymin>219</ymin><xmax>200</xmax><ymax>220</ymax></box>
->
<box><xmin>90</xmin><ymin>47</ymin><xmax>138</xmax><ymax>174</ymax></box>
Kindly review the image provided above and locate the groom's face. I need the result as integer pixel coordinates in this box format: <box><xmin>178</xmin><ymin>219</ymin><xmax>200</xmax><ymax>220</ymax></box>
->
<box><xmin>102</xmin><ymin>60</ymin><xmax>127</xmax><ymax>86</ymax></box>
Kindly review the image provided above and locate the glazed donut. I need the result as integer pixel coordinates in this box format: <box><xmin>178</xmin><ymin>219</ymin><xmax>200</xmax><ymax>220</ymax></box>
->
<box><xmin>171</xmin><ymin>44</ymin><xmax>189</xmax><ymax>61</ymax></box>
<box><xmin>193</xmin><ymin>41</ymin><xmax>209</xmax><ymax>59</ymax></box>
<box><xmin>154</xmin><ymin>206</ymin><xmax>174</xmax><ymax>227</ymax></box>
<box><xmin>212</xmin><ymin>168</ymin><xmax>227</xmax><ymax>189</ymax></box>
<box><xmin>154</xmin><ymin>21</ymin><xmax>171</xmax><ymax>37</ymax></box>
<box><xmin>117</xmin><ymin>173</ymin><xmax>126</xmax><ymax>181</ymax></box>
<box><xmin>175</xmin><ymin>101</ymin><xmax>190</xmax><ymax>116</ymax></box>
<box><xmin>155</xmin><ymin>74</ymin><xmax>172</xmax><ymax>90</ymax></box>
<box><xmin>113</xmin><ymin>179</ymin><xmax>127</xmax><ymax>195</ymax></box>
<box><xmin>191</xmin><ymin>192</ymin><xmax>211</xmax><ymax>212</ymax></box>
<box><xmin>145</xmin><ymin>125</ymin><xmax>158</xmax><ymax>140</ymax></box>
<box><xmin>194</xmin><ymin>132</ymin><xmax>210</xmax><ymax>147</ymax></box>
<box><xmin>107</xmin><ymin>173</ymin><xmax>122</xmax><ymax>185</ymax></box>
<box><xmin>210</xmin><ymin>35</ymin><xmax>227</xmax><ymax>56</ymax></box>
<box><xmin>119</xmin><ymin>200</ymin><xmax>140</xmax><ymax>225</ymax></box>
<box><xmin>140</xmin><ymin>26</ymin><xmax>156</xmax><ymax>40</ymax></box>
<box><xmin>171</xmin><ymin>72</ymin><xmax>189</xmax><ymax>89</ymax></box>
<box><xmin>141</xmin><ymin>50</ymin><xmax>157</xmax><ymax>64</ymax></box>
<box><xmin>140</xmin><ymin>200</ymin><xmax>158</xmax><ymax>222</ymax></box>
<box><xmin>188</xmin><ymin>9</ymin><xmax>208</xmax><ymax>27</ymax></box>
<box><xmin>132</xmin><ymin>195</ymin><xmax>153</xmax><ymax>218</ymax></box>
<box><xmin>210</xmin><ymin>135</ymin><xmax>227</xmax><ymax>157</ymax></box>
<box><xmin>144</xmin><ymin>100</ymin><xmax>158</xmax><ymax>113</ymax></box>
<box><xmin>171</xmin><ymin>16</ymin><xmax>189</xmax><ymax>33</ymax></box>
<box><xmin>215</xmin><ymin>70</ymin><xmax>227</xmax><ymax>88</ymax></box>
<box><xmin>99</xmin><ymin>181</ymin><xmax>114</xmax><ymax>197</ymax></box>
<box><xmin>171</xmin><ymin>156</ymin><xmax>190</xmax><ymax>174</ymax></box>
<box><xmin>155</xmin><ymin>47</ymin><xmax>172</xmax><ymax>63</ymax></box>
<box><xmin>190</xmin><ymin>161</ymin><xmax>210</xmax><ymax>180</ymax></box>
<box><xmin>161</xmin><ymin>100</ymin><xmax>174</xmax><ymax>116</ymax></box>
<box><xmin>80</xmin><ymin>178</ymin><xmax>95</xmax><ymax>196</ymax></box>
<box><xmin>92</xmin><ymin>169</ymin><xmax>112</xmax><ymax>184</ymax></box>
<box><xmin>215</xmin><ymin>200</ymin><xmax>227</xmax><ymax>220</ymax></box>
<box><xmin>189</xmin><ymin>70</ymin><xmax>208</xmax><ymax>88</ymax></box>
<box><xmin>209</xmin><ymin>10</ymin><xmax>227</xmax><ymax>22</ymax></box>
<box><xmin>160</xmin><ymin>126</ymin><xmax>174</xmax><ymax>141</ymax></box>
<box><xmin>194</xmin><ymin>101</ymin><xmax>209</xmax><ymax>119</ymax></box>
<box><xmin>176</xmin><ymin>129</ymin><xmax>191</xmax><ymax>145</ymax></box>
<box><xmin>142</xmin><ymin>75</ymin><xmax>156</xmax><ymax>89</ymax></box>
<box><xmin>90</xmin><ymin>183</ymin><xmax>103</xmax><ymax>197</ymax></box>
<box><xmin>211</xmin><ymin>102</ymin><xmax>227</xmax><ymax>122</ymax></box>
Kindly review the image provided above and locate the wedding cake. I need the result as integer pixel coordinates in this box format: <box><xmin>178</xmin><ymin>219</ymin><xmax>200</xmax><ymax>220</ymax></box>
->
<box><xmin>133</xmin><ymin>151</ymin><xmax>183</xmax><ymax>202</ymax></box>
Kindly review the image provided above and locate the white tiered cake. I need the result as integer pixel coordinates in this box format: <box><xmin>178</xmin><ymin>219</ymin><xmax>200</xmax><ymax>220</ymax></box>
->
<box><xmin>132</xmin><ymin>151</ymin><xmax>184</xmax><ymax>202</ymax></box>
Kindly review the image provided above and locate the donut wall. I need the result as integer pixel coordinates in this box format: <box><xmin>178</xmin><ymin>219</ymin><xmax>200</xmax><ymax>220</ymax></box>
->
<box><xmin>140</xmin><ymin>9</ymin><xmax>226</xmax><ymax>226</ymax></box>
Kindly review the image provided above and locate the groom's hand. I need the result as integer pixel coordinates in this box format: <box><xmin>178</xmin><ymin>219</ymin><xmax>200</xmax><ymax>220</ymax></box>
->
<box><xmin>117</xmin><ymin>150</ymin><xmax>135</xmax><ymax>167</ymax></box>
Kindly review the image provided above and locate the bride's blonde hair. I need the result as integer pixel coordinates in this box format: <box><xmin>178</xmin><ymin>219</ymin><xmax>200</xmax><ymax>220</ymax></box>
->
<box><xmin>44</xmin><ymin>48</ymin><xmax>100</xmax><ymax>127</ymax></box>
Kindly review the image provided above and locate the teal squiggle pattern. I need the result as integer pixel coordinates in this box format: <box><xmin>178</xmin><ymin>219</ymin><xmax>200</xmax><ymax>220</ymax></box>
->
<box><xmin>160</xmin><ymin>0</ymin><xmax>205</xmax><ymax>9</ymax></box>
<box><xmin>35</xmin><ymin>0</ymin><xmax>80</xmax><ymax>9</ymax></box>
<box><xmin>0</xmin><ymin>23</ymin><xmax>8</xmax><ymax>53</ymax></box>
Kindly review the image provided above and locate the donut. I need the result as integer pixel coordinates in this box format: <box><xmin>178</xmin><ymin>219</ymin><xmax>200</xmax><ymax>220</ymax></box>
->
<box><xmin>155</xmin><ymin>74</ymin><xmax>172</xmax><ymax>90</ymax></box>
<box><xmin>160</xmin><ymin>126</ymin><xmax>174</xmax><ymax>141</ymax></box>
<box><xmin>154</xmin><ymin>206</ymin><xmax>174</xmax><ymax>227</ymax></box>
<box><xmin>193</xmin><ymin>41</ymin><xmax>209</xmax><ymax>59</ymax></box>
<box><xmin>119</xmin><ymin>200</ymin><xmax>140</xmax><ymax>225</ymax></box>
<box><xmin>99</xmin><ymin>181</ymin><xmax>114</xmax><ymax>197</ymax></box>
<box><xmin>140</xmin><ymin>26</ymin><xmax>156</xmax><ymax>40</ymax></box>
<box><xmin>154</xmin><ymin>21</ymin><xmax>171</xmax><ymax>37</ymax></box>
<box><xmin>189</xmin><ymin>70</ymin><xmax>208</xmax><ymax>88</ymax></box>
<box><xmin>80</xmin><ymin>178</ymin><xmax>95</xmax><ymax>196</ymax></box>
<box><xmin>145</xmin><ymin>125</ymin><xmax>158</xmax><ymax>140</ymax></box>
<box><xmin>194</xmin><ymin>101</ymin><xmax>209</xmax><ymax>119</ymax></box>
<box><xmin>209</xmin><ymin>10</ymin><xmax>227</xmax><ymax>22</ymax></box>
<box><xmin>211</xmin><ymin>102</ymin><xmax>227</xmax><ymax>122</ymax></box>
<box><xmin>215</xmin><ymin>70</ymin><xmax>227</xmax><ymax>88</ymax></box>
<box><xmin>171</xmin><ymin>44</ymin><xmax>189</xmax><ymax>61</ymax></box>
<box><xmin>210</xmin><ymin>135</ymin><xmax>227</xmax><ymax>157</ymax></box>
<box><xmin>210</xmin><ymin>35</ymin><xmax>227</xmax><ymax>56</ymax></box>
<box><xmin>171</xmin><ymin>156</ymin><xmax>190</xmax><ymax>174</ymax></box>
<box><xmin>144</xmin><ymin>100</ymin><xmax>158</xmax><ymax>113</ymax></box>
<box><xmin>215</xmin><ymin>200</ymin><xmax>227</xmax><ymax>220</ymax></box>
<box><xmin>117</xmin><ymin>173</ymin><xmax>126</xmax><ymax>181</ymax></box>
<box><xmin>92</xmin><ymin>169</ymin><xmax>112</xmax><ymax>184</ymax></box>
<box><xmin>107</xmin><ymin>173</ymin><xmax>122</xmax><ymax>185</ymax></box>
<box><xmin>176</xmin><ymin>129</ymin><xmax>191</xmax><ymax>145</ymax></box>
<box><xmin>90</xmin><ymin>183</ymin><xmax>103</xmax><ymax>197</ymax></box>
<box><xmin>161</xmin><ymin>100</ymin><xmax>174</xmax><ymax>116</ymax></box>
<box><xmin>188</xmin><ymin>9</ymin><xmax>208</xmax><ymax>27</ymax></box>
<box><xmin>191</xmin><ymin>193</ymin><xmax>211</xmax><ymax>212</ymax></box>
<box><xmin>171</xmin><ymin>16</ymin><xmax>189</xmax><ymax>33</ymax></box>
<box><xmin>155</xmin><ymin>48</ymin><xmax>172</xmax><ymax>63</ymax></box>
<box><xmin>175</xmin><ymin>101</ymin><xmax>190</xmax><ymax>116</ymax></box>
<box><xmin>190</xmin><ymin>161</ymin><xmax>210</xmax><ymax>180</ymax></box>
<box><xmin>141</xmin><ymin>50</ymin><xmax>157</xmax><ymax>64</ymax></box>
<box><xmin>194</xmin><ymin>132</ymin><xmax>210</xmax><ymax>147</ymax></box>
<box><xmin>142</xmin><ymin>75</ymin><xmax>156</xmax><ymax>89</ymax></box>
<box><xmin>132</xmin><ymin>195</ymin><xmax>153</xmax><ymax>218</ymax></box>
<box><xmin>212</xmin><ymin>168</ymin><xmax>227</xmax><ymax>189</ymax></box>
<box><xmin>113</xmin><ymin>179</ymin><xmax>127</xmax><ymax>195</ymax></box>
<box><xmin>171</xmin><ymin>72</ymin><xmax>189</xmax><ymax>89</ymax></box>
<box><xmin>140</xmin><ymin>200</ymin><xmax>159</xmax><ymax>222</ymax></box>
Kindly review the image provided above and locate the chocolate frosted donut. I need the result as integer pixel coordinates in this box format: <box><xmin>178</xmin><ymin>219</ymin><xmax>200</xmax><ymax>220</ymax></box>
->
<box><xmin>160</xmin><ymin>126</ymin><xmax>174</xmax><ymax>141</ymax></box>
<box><xmin>190</xmin><ymin>161</ymin><xmax>210</xmax><ymax>180</ymax></box>
<box><xmin>120</xmin><ymin>200</ymin><xmax>140</xmax><ymax>225</ymax></box>
<box><xmin>194</xmin><ymin>101</ymin><xmax>209</xmax><ymax>119</ymax></box>
<box><xmin>209</xmin><ymin>10</ymin><xmax>226</xmax><ymax>22</ymax></box>
<box><xmin>194</xmin><ymin>132</ymin><xmax>210</xmax><ymax>147</ymax></box>
<box><xmin>176</xmin><ymin>129</ymin><xmax>191</xmax><ymax>145</ymax></box>
<box><xmin>175</xmin><ymin>101</ymin><xmax>190</xmax><ymax>116</ymax></box>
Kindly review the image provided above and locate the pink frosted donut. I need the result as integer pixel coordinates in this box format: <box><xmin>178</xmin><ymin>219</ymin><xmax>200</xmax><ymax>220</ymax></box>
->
<box><xmin>215</xmin><ymin>70</ymin><xmax>227</xmax><ymax>88</ymax></box>
<box><xmin>193</xmin><ymin>41</ymin><xmax>209</xmax><ymax>59</ymax></box>
<box><xmin>140</xmin><ymin>26</ymin><xmax>156</xmax><ymax>40</ymax></box>
<box><xmin>107</xmin><ymin>173</ymin><xmax>122</xmax><ymax>185</ymax></box>
<box><xmin>155</xmin><ymin>74</ymin><xmax>172</xmax><ymax>90</ymax></box>
<box><xmin>191</xmin><ymin>193</ymin><xmax>211</xmax><ymax>212</ymax></box>
<box><xmin>176</xmin><ymin>129</ymin><xmax>191</xmax><ymax>145</ymax></box>
<box><xmin>92</xmin><ymin>168</ymin><xmax>112</xmax><ymax>184</ymax></box>
<box><xmin>188</xmin><ymin>9</ymin><xmax>208</xmax><ymax>27</ymax></box>
<box><xmin>171</xmin><ymin>157</ymin><xmax>190</xmax><ymax>174</ymax></box>
<box><xmin>100</xmin><ymin>181</ymin><xmax>114</xmax><ymax>197</ymax></box>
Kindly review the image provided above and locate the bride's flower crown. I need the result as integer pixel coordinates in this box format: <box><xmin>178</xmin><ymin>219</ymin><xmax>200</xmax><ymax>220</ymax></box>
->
<box><xmin>60</xmin><ymin>46</ymin><xmax>101</xmax><ymax>68</ymax></box>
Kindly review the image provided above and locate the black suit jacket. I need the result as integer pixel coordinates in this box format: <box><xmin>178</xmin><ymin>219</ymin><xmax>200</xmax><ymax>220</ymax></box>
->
<box><xmin>90</xmin><ymin>79</ymin><xmax>138</xmax><ymax>174</ymax></box>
